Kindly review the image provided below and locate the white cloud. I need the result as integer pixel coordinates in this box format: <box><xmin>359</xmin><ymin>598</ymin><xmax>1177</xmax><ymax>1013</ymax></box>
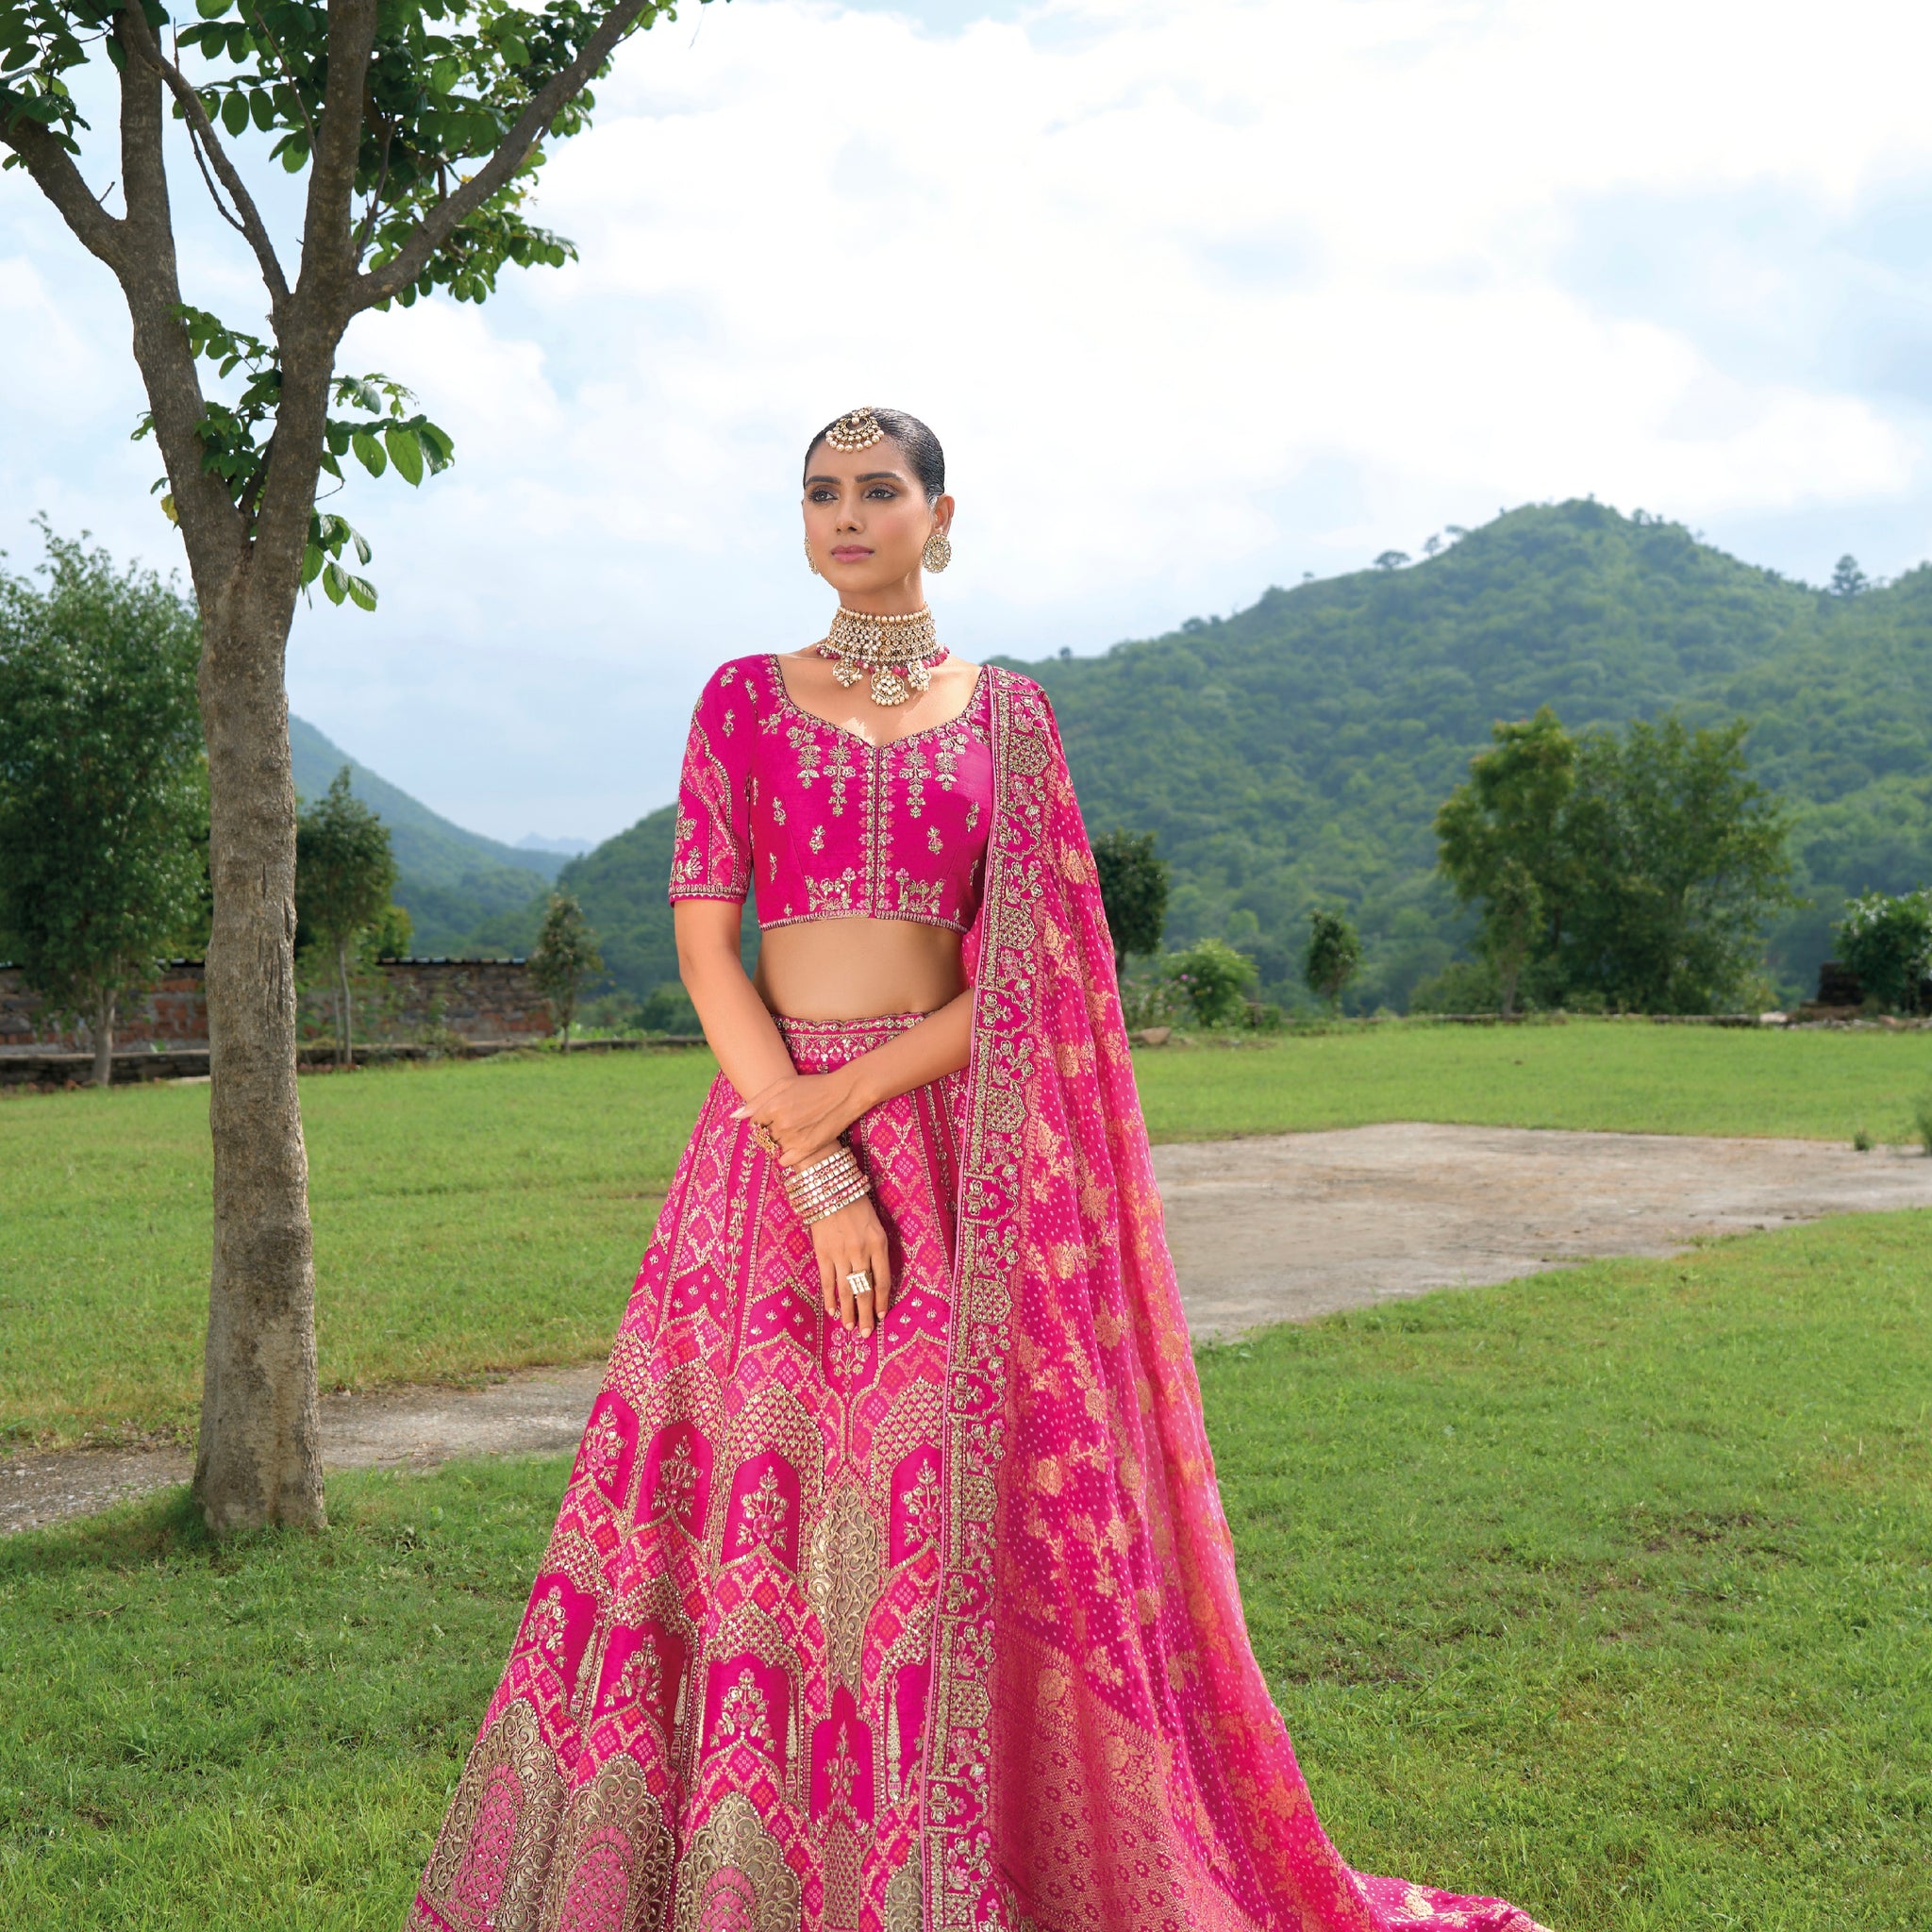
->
<box><xmin>8</xmin><ymin>0</ymin><xmax>1932</xmax><ymax>839</ymax></box>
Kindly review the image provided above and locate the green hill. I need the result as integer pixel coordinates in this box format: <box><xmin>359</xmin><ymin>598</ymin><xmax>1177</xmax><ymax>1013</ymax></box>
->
<box><xmin>289</xmin><ymin>716</ymin><xmax>560</xmax><ymax>953</ymax></box>
<box><xmin>1001</xmin><ymin>501</ymin><xmax>1932</xmax><ymax>1008</ymax></box>
<box><xmin>437</xmin><ymin>500</ymin><xmax>1932</xmax><ymax>1009</ymax></box>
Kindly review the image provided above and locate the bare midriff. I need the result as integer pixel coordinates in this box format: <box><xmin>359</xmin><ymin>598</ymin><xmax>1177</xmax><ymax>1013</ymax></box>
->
<box><xmin>753</xmin><ymin>917</ymin><xmax>966</xmax><ymax>1022</ymax></box>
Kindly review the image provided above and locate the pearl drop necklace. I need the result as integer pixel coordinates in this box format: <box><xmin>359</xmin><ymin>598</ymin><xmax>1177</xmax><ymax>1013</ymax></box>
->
<box><xmin>816</xmin><ymin>605</ymin><xmax>948</xmax><ymax>707</ymax></box>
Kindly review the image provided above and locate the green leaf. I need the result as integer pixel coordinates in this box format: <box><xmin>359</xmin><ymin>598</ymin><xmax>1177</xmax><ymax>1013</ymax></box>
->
<box><xmin>322</xmin><ymin>560</ymin><xmax>348</xmax><ymax>605</ymax></box>
<box><xmin>345</xmin><ymin>574</ymin><xmax>378</xmax><ymax>612</ymax></box>
<box><xmin>430</xmin><ymin>55</ymin><xmax>459</xmax><ymax>92</ymax></box>
<box><xmin>158</xmin><ymin>494</ymin><xmax>177</xmax><ymax>525</ymax></box>
<box><xmin>221</xmin><ymin>89</ymin><xmax>247</xmax><ymax>137</ymax></box>
<box><xmin>249</xmin><ymin>89</ymin><xmax>273</xmax><ymax>132</ymax></box>
<box><xmin>384</xmin><ymin>425</ymin><xmax>424</xmax><ymax>487</ymax></box>
<box><xmin>350</xmin><ymin>429</ymin><xmax>387</xmax><ymax>478</ymax></box>
<box><xmin>194</xmin><ymin>0</ymin><xmax>228</xmax><ymax>16</ymax></box>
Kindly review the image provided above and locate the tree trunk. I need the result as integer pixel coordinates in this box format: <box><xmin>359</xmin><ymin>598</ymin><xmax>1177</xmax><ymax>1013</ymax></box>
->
<box><xmin>92</xmin><ymin>987</ymin><xmax>116</xmax><ymax>1088</ymax></box>
<box><xmin>337</xmin><ymin>937</ymin><xmax>355</xmax><ymax>1070</ymax></box>
<box><xmin>190</xmin><ymin>574</ymin><xmax>326</xmax><ymax>1536</ymax></box>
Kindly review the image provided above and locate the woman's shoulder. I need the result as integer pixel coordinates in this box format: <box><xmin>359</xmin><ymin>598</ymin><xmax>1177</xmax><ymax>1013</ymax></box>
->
<box><xmin>690</xmin><ymin>653</ymin><xmax>782</xmax><ymax>716</ymax></box>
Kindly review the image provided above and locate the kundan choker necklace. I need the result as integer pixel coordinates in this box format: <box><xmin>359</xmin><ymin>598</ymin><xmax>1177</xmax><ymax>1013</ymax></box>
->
<box><xmin>817</xmin><ymin>605</ymin><xmax>947</xmax><ymax>707</ymax></box>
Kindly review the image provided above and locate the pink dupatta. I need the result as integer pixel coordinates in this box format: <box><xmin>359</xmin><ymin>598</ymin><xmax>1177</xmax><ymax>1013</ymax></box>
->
<box><xmin>931</xmin><ymin>668</ymin><xmax>1548</xmax><ymax>1932</ymax></box>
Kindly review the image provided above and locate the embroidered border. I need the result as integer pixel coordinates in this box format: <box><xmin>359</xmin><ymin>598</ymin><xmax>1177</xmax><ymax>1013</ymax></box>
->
<box><xmin>923</xmin><ymin>666</ymin><xmax>1041</xmax><ymax>1929</ymax></box>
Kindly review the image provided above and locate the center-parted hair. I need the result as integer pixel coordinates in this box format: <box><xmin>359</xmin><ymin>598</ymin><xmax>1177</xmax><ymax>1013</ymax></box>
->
<box><xmin>804</xmin><ymin>408</ymin><xmax>945</xmax><ymax>504</ymax></box>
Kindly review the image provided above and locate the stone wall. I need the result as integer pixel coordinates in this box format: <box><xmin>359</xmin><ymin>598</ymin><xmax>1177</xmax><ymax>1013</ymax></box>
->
<box><xmin>0</xmin><ymin>957</ymin><xmax>552</xmax><ymax>1050</ymax></box>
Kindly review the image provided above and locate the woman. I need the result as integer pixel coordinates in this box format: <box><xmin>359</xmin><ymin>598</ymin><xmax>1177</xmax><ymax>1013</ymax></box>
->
<box><xmin>410</xmin><ymin>408</ymin><xmax>1548</xmax><ymax>1932</ymax></box>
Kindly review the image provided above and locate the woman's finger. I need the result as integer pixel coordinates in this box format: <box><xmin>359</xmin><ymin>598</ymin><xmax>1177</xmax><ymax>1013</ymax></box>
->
<box><xmin>871</xmin><ymin>1227</ymin><xmax>893</xmax><ymax>1322</ymax></box>
<box><xmin>815</xmin><ymin>1243</ymin><xmax>838</xmax><ymax>1318</ymax></box>
<box><xmin>836</xmin><ymin>1248</ymin><xmax>858</xmax><ymax>1330</ymax></box>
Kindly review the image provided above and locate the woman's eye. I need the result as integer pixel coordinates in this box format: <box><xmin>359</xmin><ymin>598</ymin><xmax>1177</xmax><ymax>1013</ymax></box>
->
<box><xmin>865</xmin><ymin>486</ymin><xmax>898</xmax><ymax>500</ymax></box>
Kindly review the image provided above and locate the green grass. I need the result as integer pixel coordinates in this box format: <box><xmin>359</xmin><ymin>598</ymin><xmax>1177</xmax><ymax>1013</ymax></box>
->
<box><xmin>3</xmin><ymin>1212</ymin><xmax>1926</xmax><ymax>1929</ymax></box>
<box><xmin>0</xmin><ymin>1051</ymin><xmax>718</xmax><ymax>1451</ymax></box>
<box><xmin>1130</xmin><ymin>1017</ymin><xmax>1932</xmax><ymax>1145</ymax></box>
<box><xmin>6</xmin><ymin>1023</ymin><xmax>1931</xmax><ymax>1449</ymax></box>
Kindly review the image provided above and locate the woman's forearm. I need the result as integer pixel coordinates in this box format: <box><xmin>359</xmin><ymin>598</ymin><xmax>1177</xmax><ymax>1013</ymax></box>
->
<box><xmin>675</xmin><ymin>901</ymin><xmax>793</xmax><ymax>1102</ymax></box>
<box><xmin>837</xmin><ymin>989</ymin><xmax>974</xmax><ymax>1114</ymax></box>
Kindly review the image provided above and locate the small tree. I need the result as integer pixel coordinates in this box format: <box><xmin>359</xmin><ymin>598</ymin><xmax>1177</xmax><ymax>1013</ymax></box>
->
<box><xmin>1169</xmin><ymin>936</ymin><xmax>1255</xmax><ymax>1029</ymax></box>
<box><xmin>296</xmin><ymin>768</ymin><xmax>395</xmax><ymax>1067</ymax></box>
<box><xmin>1304</xmin><ymin>908</ymin><xmax>1362</xmax><ymax>1012</ymax></box>
<box><xmin>0</xmin><ymin>527</ymin><xmax>206</xmax><ymax>1085</ymax></box>
<box><xmin>1829</xmin><ymin>555</ymin><xmax>1869</xmax><ymax>598</ymax></box>
<box><xmin>530</xmin><ymin>891</ymin><xmax>603</xmax><ymax>1049</ymax></box>
<box><xmin>1436</xmin><ymin>707</ymin><xmax>1580</xmax><ymax>1006</ymax></box>
<box><xmin>1092</xmin><ymin>827</ymin><xmax>1169</xmax><ymax>979</ymax></box>
<box><xmin>1836</xmin><ymin>889</ymin><xmax>1932</xmax><ymax>1012</ymax></box>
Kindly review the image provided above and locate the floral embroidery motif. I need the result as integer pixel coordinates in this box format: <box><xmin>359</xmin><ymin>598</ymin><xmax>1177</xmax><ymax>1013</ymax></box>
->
<box><xmin>609</xmin><ymin>1638</ymin><xmax>663</xmax><ymax>1711</ymax></box>
<box><xmin>525</xmin><ymin>1583</ymin><xmax>568</xmax><ymax>1663</ymax></box>
<box><xmin>580</xmin><ymin>1408</ymin><xmax>625</xmax><ymax>1492</ymax></box>
<box><xmin>715</xmin><ymin>1669</ymin><xmax>774</xmax><ymax>1753</ymax></box>
<box><xmin>652</xmin><ymin>1439</ymin><xmax>700</xmax><ymax>1526</ymax></box>
<box><xmin>734</xmin><ymin>1468</ymin><xmax>791</xmax><ymax>1555</ymax></box>
<box><xmin>824</xmin><ymin>1721</ymin><xmax>862</xmax><ymax>1814</ymax></box>
<box><xmin>809</xmin><ymin>824</ymin><xmax>826</xmax><ymax>854</ymax></box>
<box><xmin>902</xmin><ymin>1458</ymin><xmax>941</xmax><ymax>1551</ymax></box>
<box><xmin>894</xmin><ymin>871</ymin><xmax>944</xmax><ymax>920</ymax></box>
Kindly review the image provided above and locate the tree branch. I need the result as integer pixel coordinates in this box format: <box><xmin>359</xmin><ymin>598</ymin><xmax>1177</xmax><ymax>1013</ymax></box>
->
<box><xmin>0</xmin><ymin>120</ymin><xmax>127</xmax><ymax>270</ymax></box>
<box><xmin>299</xmin><ymin>0</ymin><xmax>379</xmax><ymax>302</ymax></box>
<box><xmin>135</xmin><ymin>25</ymin><xmax>291</xmax><ymax>308</ymax></box>
<box><xmin>353</xmin><ymin>0</ymin><xmax>654</xmax><ymax>312</ymax></box>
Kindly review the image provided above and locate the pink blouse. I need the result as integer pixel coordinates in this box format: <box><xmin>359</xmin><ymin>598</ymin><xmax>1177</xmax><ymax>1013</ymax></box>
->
<box><xmin>667</xmin><ymin>654</ymin><xmax>997</xmax><ymax>932</ymax></box>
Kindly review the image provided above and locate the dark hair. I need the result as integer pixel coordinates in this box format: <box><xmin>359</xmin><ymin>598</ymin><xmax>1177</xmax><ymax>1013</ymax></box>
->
<box><xmin>804</xmin><ymin>408</ymin><xmax>945</xmax><ymax>503</ymax></box>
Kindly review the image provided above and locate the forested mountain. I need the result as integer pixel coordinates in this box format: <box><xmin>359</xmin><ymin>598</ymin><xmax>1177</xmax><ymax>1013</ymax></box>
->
<box><xmin>289</xmin><ymin>716</ymin><xmax>561</xmax><ymax>953</ymax></box>
<box><xmin>349</xmin><ymin>499</ymin><xmax>1931</xmax><ymax>1008</ymax></box>
<box><xmin>1003</xmin><ymin>501</ymin><xmax>1932</xmax><ymax>1007</ymax></box>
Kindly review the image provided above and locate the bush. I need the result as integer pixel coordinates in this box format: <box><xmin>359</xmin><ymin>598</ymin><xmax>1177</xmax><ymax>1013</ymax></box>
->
<box><xmin>1120</xmin><ymin>969</ymin><xmax>1181</xmax><ymax>1032</ymax></box>
<box><xmin>637</xmin><ymin>980</ymin><xmax>701</xmax><ymax>1035</ymax></box>
<box><xmin>1407</xmin><ymin>958</ymin><xmax>1501</xmax><ymax>1013</ymax></box>
<box><xmin>1836</xmin><ymin>889</ymin><xmax>1932</xmax><ymax>1012</ymax></box>
<box><xmin>1168</xmin><ymin>938</ymin><xmax>1257</xmax><ymax>1028</ymax></box>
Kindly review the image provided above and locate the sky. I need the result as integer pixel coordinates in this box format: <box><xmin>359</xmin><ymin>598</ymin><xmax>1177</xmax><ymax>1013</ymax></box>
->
<box><xmin>8</xmin><ymin>0</ymin><xmax>1932</xmax><ymax>845</ymax></box>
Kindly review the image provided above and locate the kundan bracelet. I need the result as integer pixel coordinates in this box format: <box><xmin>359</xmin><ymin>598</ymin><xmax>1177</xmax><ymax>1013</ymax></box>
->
<box><xmin>783</xmin><ymin>1142</ymin><xmax>872</xmax><ymax>1224</ymax></box>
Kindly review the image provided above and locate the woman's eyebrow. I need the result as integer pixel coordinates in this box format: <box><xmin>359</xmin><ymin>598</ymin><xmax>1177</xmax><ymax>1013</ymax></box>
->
<box><xmin>804</xmin><ymin>470</ymin><xmax>908</xmax><ymax>486</ymax></box>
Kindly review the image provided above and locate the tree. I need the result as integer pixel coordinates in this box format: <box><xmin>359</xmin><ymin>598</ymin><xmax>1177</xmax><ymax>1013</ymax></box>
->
<box><xmin>1435</xmin><ymin>706</ymin><xmax>1579</xmax><ymax>1012</ymax></box>
<box><xmin>1830</xmin><ymin>555</ymin><xmax>1869</xmax><ymax>598</ymax></box>
<box><xmin>0</xmin><ymin>527</ymin><xmax>207</xmax><ymax>1084</ymax></box>
<box><xmin>529</xmin><ymin>891</ymin><xmax>602</xmax><ymax>1047</ymax></box>
<box><xmin>1168</xmin><ymin>936</ymin><xmax>1255</xmax><ymax>1029</ymax></box>
<box><xmin>1374</xmin><ymin>549</ymin><xmax>1410</xmax><ymax>571</ymax></box>
<box><xmin>1092</xmin><ymin>827</ymin><xmax>1169</xmax><ymax>979</ymax></box>
<box><xmin>1560</xmin><ymin>715</ymin><xmax>1797</xmax><ymax>1012</ymax></box>
<box><xmin>296</xmin><ymin>767</ymin><xmax>395</xmax><ymax>1067</ymax></box>
<box><xmin>1303</xmin><ymin>908</ymin><xmax>1361</xmax><ymax>1011</ymax></box>
<box><xmin>1836</xmin><ymin>888</ymin><xmax>1932</xmax><ymax>1012</ymax></box>
<box><xmin>3</xmin><ymin>0</ymin><xmax>692</xmax><ymax>1533</ymax></box>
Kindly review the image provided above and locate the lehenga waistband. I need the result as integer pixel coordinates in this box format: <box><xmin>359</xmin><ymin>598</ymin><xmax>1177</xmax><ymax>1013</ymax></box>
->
<box><xmin>774</xmin><ymin>1009</ymin><xmax>929</xmax><ymax>1048</ymax></box>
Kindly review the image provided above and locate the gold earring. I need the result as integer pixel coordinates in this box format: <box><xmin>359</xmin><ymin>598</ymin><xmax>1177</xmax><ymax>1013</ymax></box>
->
<box><xmin>804</xmin><ymin>537</ymin><xmax>821</xmax><ymax>576</ymax></box>
<box><xmin>923</xmin><ymin>528</ymin><xmax>952</xmax><ymax>574</ymax></box>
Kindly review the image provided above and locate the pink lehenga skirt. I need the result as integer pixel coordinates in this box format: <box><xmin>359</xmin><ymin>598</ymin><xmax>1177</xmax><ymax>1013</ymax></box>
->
<box><xmin>411</xmin><ymin>1013</ymin><xmax>960</xmax><ymax>1932</ymax></box>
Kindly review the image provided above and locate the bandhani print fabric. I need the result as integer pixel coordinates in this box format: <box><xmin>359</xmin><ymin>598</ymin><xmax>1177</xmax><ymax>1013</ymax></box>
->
<box><xmin>408</xmin><ymin>665</ymin><xmax>1553</xmax><ymax>1932</ymax></box>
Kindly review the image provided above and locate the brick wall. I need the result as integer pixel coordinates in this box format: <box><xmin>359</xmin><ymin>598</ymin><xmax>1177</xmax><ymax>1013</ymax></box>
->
<box><xmin>0</xmin><ymin>958</ymin><xmax>552</xmax><ymax>1049</ymax></box>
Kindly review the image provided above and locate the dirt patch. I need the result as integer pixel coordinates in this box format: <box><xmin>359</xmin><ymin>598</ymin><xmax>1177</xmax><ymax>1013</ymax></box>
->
<box><xmin>1157</xmin><ymin>1122</ymin><xmax>1932</xmax><ymax>1337</ymax></box>
<box><xmin>8</xmin><ymin>1124</ymin><xmax>1929</xmax><ymax>1533</ymax></box>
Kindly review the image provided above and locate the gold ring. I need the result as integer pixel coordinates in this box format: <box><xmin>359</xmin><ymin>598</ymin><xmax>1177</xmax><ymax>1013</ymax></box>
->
<box><xmin>750</xmin><ymin>1122</ymin><xmax>782</xmax><ymax>1158</ymax></box>
<box><xmin>845</xmin><ymin>1271</ymin><xmax>874</xmax><ymax>1299</ymax></box>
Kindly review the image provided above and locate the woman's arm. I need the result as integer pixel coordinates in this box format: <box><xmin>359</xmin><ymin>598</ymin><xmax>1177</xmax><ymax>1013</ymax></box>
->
<box><xmin>675</xmin><ymin>897</ymin><xmax>903</xmax><ymax>1337</ymax></box>
<box><xmin>673</xmin><ymin>898</ymin><xmax>795</xmax><ymax>1107</ymax></box>
<box><xmin>727</xmin><ymin>989</ymin><xmax>972</xmax><ymax>1166</ymax></box>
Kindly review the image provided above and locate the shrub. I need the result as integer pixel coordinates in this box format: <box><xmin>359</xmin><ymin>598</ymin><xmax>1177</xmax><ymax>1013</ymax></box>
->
<box><xmin>1167</xmin><ymin>938</ymin><xmax>1257</xmax><ymax>1028</ymax></box>
<box><xmin>1836</xmin><ymin>889</ymin><xmax>1932</xmax><ymax>1013</ymax></box>
<box><xmin>638</xmin><ymin>980</ymin><xmax>701</xmax><ymax>1035</ymax></box>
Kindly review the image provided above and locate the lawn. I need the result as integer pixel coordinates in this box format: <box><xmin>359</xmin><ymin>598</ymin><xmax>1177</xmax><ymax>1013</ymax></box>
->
<box><xmin>2</xmin><ymin>1210</ymin><xmax>1926</xmax><ymax>1929</ymax></box>
<box><xmin>4</xmin><ymin>1022</ymin><xmax>1930</xmax><ymax>1448</ymax></box>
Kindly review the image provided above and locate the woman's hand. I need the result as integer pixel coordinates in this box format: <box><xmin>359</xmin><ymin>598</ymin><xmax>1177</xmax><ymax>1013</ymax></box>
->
<box><xmin>808</xmin><ymin>1192</ymin><xmax>893</xmax><ymax>1337</ymax></box>
<box><xmin>732</xmin><ymin>1070</ymin><xmax>865</xmax><ymax>1166</ymax></box>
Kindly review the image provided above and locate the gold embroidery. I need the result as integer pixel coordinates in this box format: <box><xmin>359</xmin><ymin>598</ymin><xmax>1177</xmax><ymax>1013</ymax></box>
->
<box><xmin>418</xmin><ymin>1699</ymin><xmax>564</xmax><ymax>1932</ymax></box>
<box><xmin>733</xmin><ymin>1467</ymin><xmax>791</xmax><ymax>1556</ymax></box>
<box><xmin>808</xmin><ymin>1484</ymin><xmax>882</xmax><ymax>1690</ymax></box>
<box><xmin>716</xmin><ymin>1668</ymin><xmax>776</xmax><ymax>1753</ymax></box>
<box><xmin>672</xmin><ymin>1792</ymin><xmax>800</xmax><ymax>1932</ymax></box>
<box><xmin>537</xmin><ymin>1755</ymin><xmax>675</xmax><ymax>1932</ymax></box>
<box><xmin>884</xmin><ymin>1848</ymin><xmax>923</xmax><ymax>1932</ymax></box>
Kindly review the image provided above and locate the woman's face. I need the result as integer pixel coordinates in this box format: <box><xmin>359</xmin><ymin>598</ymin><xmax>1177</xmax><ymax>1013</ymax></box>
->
<box><xmin>802</xmin><ymin>438</ymin><xmax>953</xmax><ymax>599</ymax></box>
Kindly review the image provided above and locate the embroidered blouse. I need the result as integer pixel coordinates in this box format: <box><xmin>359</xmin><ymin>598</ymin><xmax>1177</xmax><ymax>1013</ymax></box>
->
<box><xmin>667</xmin><ymin>654</ymin><xmax>997</xmax><ymax>932</ymax></box>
